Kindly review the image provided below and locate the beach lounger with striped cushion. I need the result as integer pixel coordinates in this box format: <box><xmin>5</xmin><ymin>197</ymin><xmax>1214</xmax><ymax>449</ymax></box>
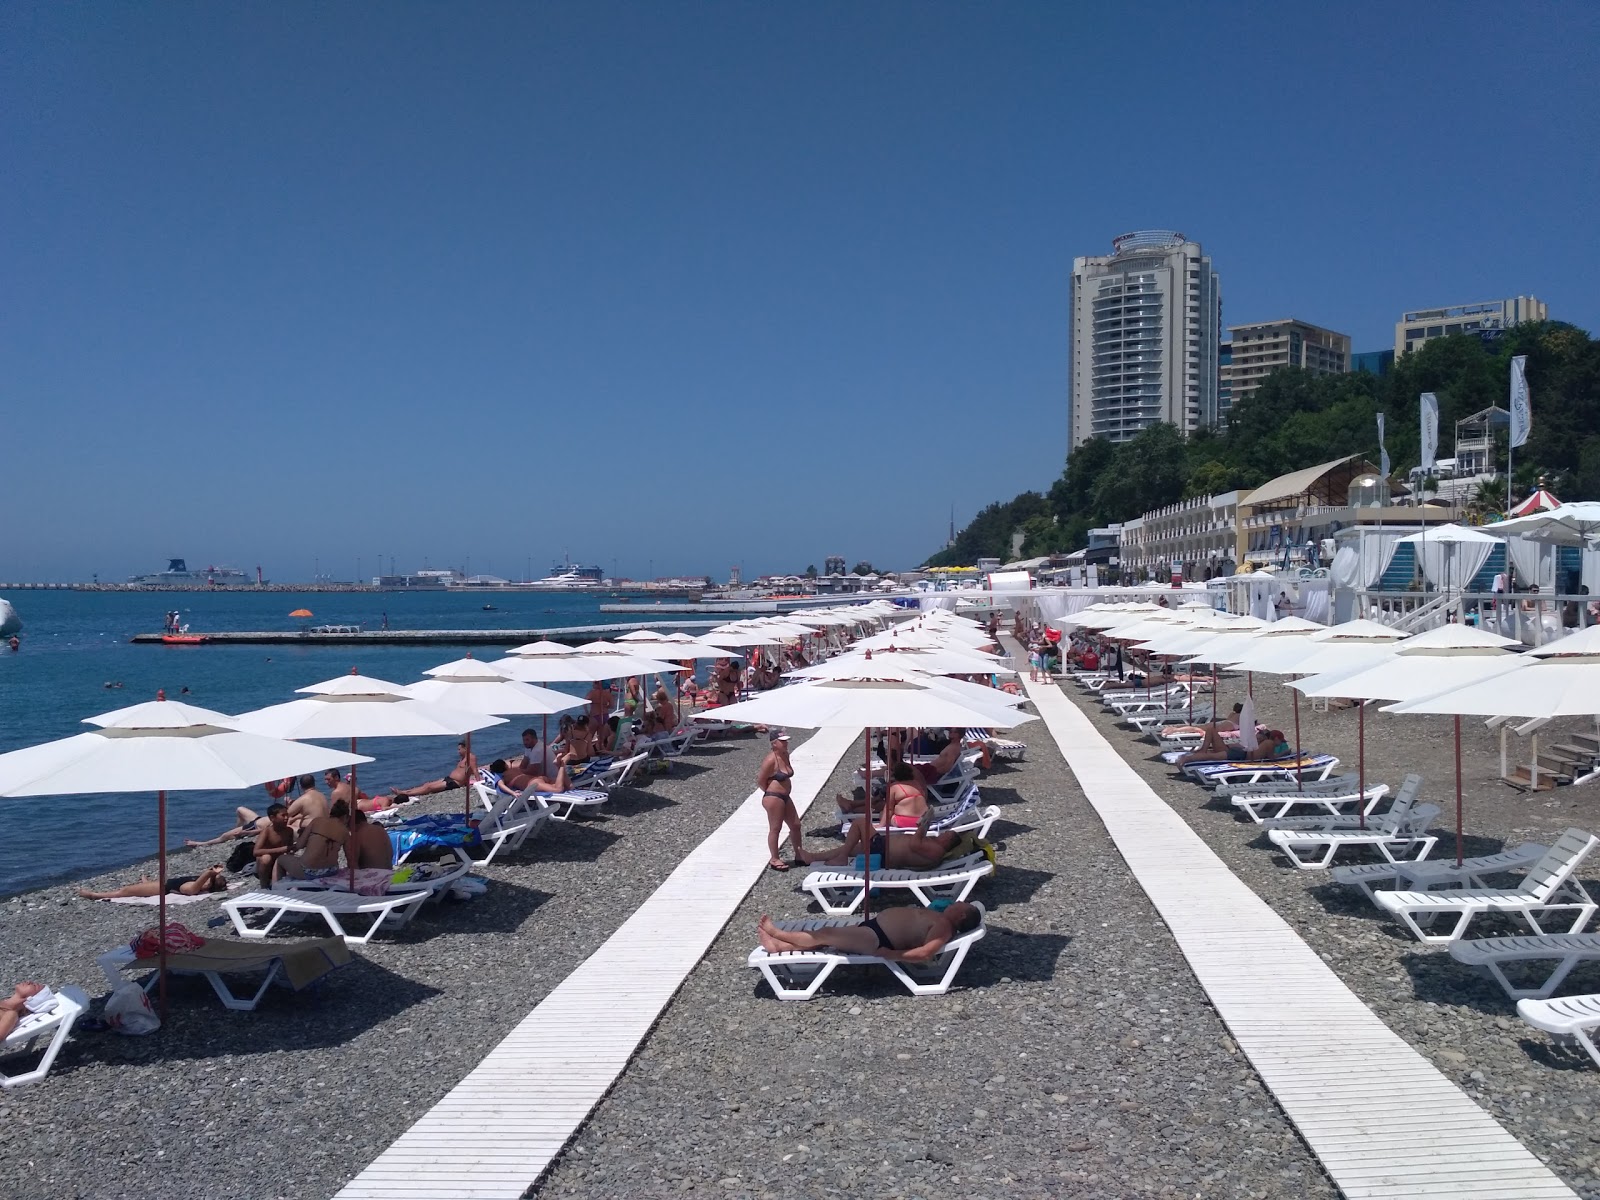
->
<box><xmin>800</xmin><ymin>851</ymin><xmax>994</xmax><ymax>916</ymax></box>
<box><xmin>1374</xmin><ymin>829</ymin><xmax>1600</xmax><ymax>944</ymax></box>
<box><xmin>1</xmin><ymin>986</ymin><xmax>88</xmax><ymax>1088</ymax></box>
<box><xmin>747</xmin><ymin>904</ymin><xmax>988</xmax><ymax>1000</ymax></box>
<box><xmin>223</xmin><ymin>887</ymin><xmax>431</xmax><ymax>945</ymax></box>
<box><xmin>966</xmin><ymin>730</ymin><xmax>1025</xmax><ymax>761</ymax></box>
<box><xmin>1518</xmin><ymin>993</ymin><xmax>1600</xmax><ymax>1067</ymax></box>
<box><xmin>1185</xmin><ymin>754</ymin><xmax>1341</xmax><ymax>788</ymax></box>
<box><xmin>1332</xmin><ymin>840</ymin><xmax>1547</xmax><ymax>903</ymax></box>
<box><xmin>467</xmin><ymin>783</ymin><xmax>552</xmax><ymax>861</ymax></box>
<box><xmin>571</xmin><ymin>751</ymin><xmax>648</xmax><ymax>792</ymax></box>
<box><xmin>1266</xmin><ymin>804</ymin><xmax>1441</xmax><ymax>870</ymax></box>
<box><xmin>99</xmin><ymin>936</ymin><xmax>353</xmax><ymax>1011</ymax></box>
<box><xmin>1450</xmin><ymin>930</ymin><xmax>1600</xmax><ymax>1000</ymax></box>
<box><xmin>1238</xmin><ymin>776</ymin><xmax>1412</xmax><ymax>825</ymax></box>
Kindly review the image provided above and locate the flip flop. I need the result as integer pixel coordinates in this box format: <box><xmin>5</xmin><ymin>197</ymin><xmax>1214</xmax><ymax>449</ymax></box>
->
<box><xmin>767</xmin><ymin>860</ymin><xmax>790</xmax><ymax>872</ymax></box>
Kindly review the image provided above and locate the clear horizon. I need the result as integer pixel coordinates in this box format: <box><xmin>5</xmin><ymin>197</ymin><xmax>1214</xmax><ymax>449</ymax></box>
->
<box><xmin>6</xmin><ymin>2</ymin><xmax>1597</xmax><ymax>582</ymax></box>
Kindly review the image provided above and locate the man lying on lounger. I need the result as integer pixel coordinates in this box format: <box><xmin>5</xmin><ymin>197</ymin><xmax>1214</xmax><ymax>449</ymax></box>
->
<box><xmin>806</xmin><ymin>817</ymin><xmax>962</xmax><ymax>871</ymax></box>
<box><xmin>756</xmin><ymin>902</ymin><xmax>982</xmax><ymax>961</ymax></box>
<box><xmin>1175</xmin><ymin>725</ymin><xmax>1288</xmax><ymax>768</ymax></box>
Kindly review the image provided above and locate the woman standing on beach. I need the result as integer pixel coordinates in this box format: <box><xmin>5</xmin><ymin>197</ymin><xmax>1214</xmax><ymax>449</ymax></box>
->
<box><xmin>758</xmin><ymin>729</ymin><xmax>808</xmax><ymax>871</ymax></box>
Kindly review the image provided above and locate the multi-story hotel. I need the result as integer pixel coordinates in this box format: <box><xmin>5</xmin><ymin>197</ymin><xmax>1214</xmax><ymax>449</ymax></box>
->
<box><xmin>1220</xmin><ymin>318</ymin><xmax>1350</xmax><ymax>410</ymax></box>
<box><xmin>1393</xmin><ymin>296</ymin><xmax>1546</xmax><ymax>356</ymax></box>
<box><xmin>1068</xmin><ymin>231</ymin><xmax>1222</xmax><ymax>449</ymax></box>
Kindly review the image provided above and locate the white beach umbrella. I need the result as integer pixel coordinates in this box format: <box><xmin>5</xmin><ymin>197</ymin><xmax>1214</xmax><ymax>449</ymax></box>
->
<box><xmin>614</xmin><ymin>629</ymin><xmax>674</xmax><ymax>642</ymax></box>
<box><xmin>1387</xmin><ymin>624</ymin><xmax>1600</xmax><ymax>719</ymax></box>
<box><xmin>783</xmin><ymin>658</ymin><xmax>1024</xmax><ymax>716</ymax></box>
<box><xmin>1484</xmin><ymin>502</ymin><xmax>1600</xmax><ymax>546</ymax></box>
<box><xmin>235</xmin><ymin>670</ymin><xmax>507</xmax><ymax>823</ymax></box>
<box><xmin>404</xmin><ymin>656</ymin><xmax>587</xmax><ymax>782</ymax></box>
<box><xmin>841</xmin><ymin>649</ymin><xmax>1018</xmax><ymax>678</ymax></box>
<box><xmin>0</xmin><ymin>693</ymin><xmax>371</xmax><ymax>1011</ymax></box>
<box><xmin>1290</xmin><ymin>624</ymin><xmax>1524</xmax><ymax>864</ymax></box>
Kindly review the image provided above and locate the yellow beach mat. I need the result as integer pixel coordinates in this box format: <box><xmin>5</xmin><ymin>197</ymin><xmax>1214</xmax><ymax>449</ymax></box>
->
<box><xmin>126</xmin><ymin>936</ymin><xmax>353</xmax><ymax>991</ymax></box>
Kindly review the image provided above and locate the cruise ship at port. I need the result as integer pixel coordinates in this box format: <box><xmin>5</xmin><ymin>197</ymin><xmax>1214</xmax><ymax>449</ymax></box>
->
<box><xmin>127</xmin><ymin>559</ymin><xmax>263</xmax><ymax>587</ymax></box>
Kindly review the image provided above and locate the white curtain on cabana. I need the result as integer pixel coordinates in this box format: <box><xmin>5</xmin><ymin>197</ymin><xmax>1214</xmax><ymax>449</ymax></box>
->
<box><xmin>1583</xmin><ymin>547</ymin><xmax>1600</xmax><ymax>595</ymax></box>
<box><xmin>1301</xmin><ymin>579</ymin><xmax>1332</xmax><ymax>624</ymax></box>
<box><xmin>1505</xmin><ymin>537</ymin><xmax>1557</xmax><ymax>590</ymax></box>
<box><xmin>1329</xmin><ymin>532</ymin><xmax>1405</xmax><ymax>589</ymax></box>
<box><xmin>1398</xmin><ymin>525</ymin><xmax>1497</xmax><ymax>590</ymax></box>
<box><xmin>918</xmin><ymin>594</ymin><xmax>958</xmax><ymax>612</ymax></box>
<box><xmin>1033</xmin><ymin>590</ymin><xmax>1071</xmax><ymax>623</ymax></box>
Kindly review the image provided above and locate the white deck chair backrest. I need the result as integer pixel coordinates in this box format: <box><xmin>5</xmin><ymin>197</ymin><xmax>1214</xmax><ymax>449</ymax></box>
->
<box><xmin>1518</xmin><ymin>829</ymin><xmax>1600</xmax><ymax>900</ymax></box>
<box><xmin>1383</xmin><ymin>775</ymin><xmax>1424</xmax><ymax>824</ymax></box>
<box><xmin>470</xmin><ymin>782</ymin><xmax>520</xmax><ymax>830</ymax></box>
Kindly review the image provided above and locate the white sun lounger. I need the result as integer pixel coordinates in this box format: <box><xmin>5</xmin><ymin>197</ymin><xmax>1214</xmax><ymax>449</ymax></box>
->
<box><xmin>1450</xmin><ymin>931</ymin><xmax>1600</xmax><ymax>1001</ymax></box>
<box><xmin>1332</xmin><ymin>842</ymin><xmax>1548</xmax><ymax>903</ymax></box>
<box><xmin>97</xmin><ymin>936</ymin><xmax>352</xmax><ymax>1011</ymax></box>
<box><xmin>569</xmin><ymin>751</ymin><xmax>648</xmax><ymax>792</ymax></box>
<box><xmin>1374</xmin><ymin>829</ymin><xmax>1600</xmax><ymax>944</ymax></box>
<box><xmin>800</xmin><ymin>851</ymin><xmax>993</xmax><ymax>916</ymax></box>
<box><xmin>527</xmin><ymin>787</ymin><xmax>611</xmax><ymax>821</ymax></box>
<box><xmin>1245</xmin><ymin>775</ymin><xmax>1417</xmax><ymax>827</ymax></box>
<box><xmin>1</xmin><ymin>986</ymin><xmax>88</xmax><ymax>1088</ymax></box>
<box><xmin>1518</xmin><ymin>993</ymin><xmax>1600</xmax><ymax>1067</ymax></box>
<box><xmin>469</xmin><ymin>783</ymin><xmax>552</xmax><ymax>862</ymax></box>
<box><xmin>967</xmin><ymin>730</ymin><xmax>1024</xmax><ymax>761</ymax></box>
<box><xmin>638</xmin><ymin>728</ymin><xmax>698</xmax><ymax>760</ymax></box>
<box><xmin>1267</xmin><ymin>803</ymin><xmax>1441</xmax><ymax>870</ymax></box>
<box><xmin>747</xmin><ymin>904</ymin><xmax>988</xmax><ymax>1000</ymax></box>
<box><xmin>1186</xmin><ymin>754</ymin><xmax>1341</xmax><ymax>788</ymax></box>
<box><xmin>223</xmin><ymin>887</ymin><xmax>431</xmax><ymax>945</ymax></box>
<box><xmin>1225</xmin><ymin>774</ymin><xmax>1363</xmax><ymax>799</ymax></box>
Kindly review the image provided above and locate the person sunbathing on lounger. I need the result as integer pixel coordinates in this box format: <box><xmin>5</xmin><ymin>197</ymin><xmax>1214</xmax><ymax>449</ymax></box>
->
<box><xmin>391</xmin><ymin>741</ymin><xmax>477</xmax><ymax>800</ymax></box>
<box><xmin>0</xmin><ymin>982</ymin><xmax>47</xmax><ymax>1041</ymax></box>
<box><xmin>78</xmin><ymin>865</ymin><xmax>228</xmax><ymax>901</ymax></box>
<box><xmin>808</xmin><ymin>817</ymin><xmax>961</xmax><ymax>870</ymax></box>
<box><xmin>1176</xmin><ymin>726</ymin><xmax>1284</xmax><ymax>768</ymax></box>
<box><xmin>756</xmin><ymin>902</ymin><xmax>981</xmax><ymax>960</ymax></box>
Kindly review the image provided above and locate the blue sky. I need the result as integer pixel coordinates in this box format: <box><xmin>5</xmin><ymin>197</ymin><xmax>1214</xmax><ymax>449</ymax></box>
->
<box><xmin>5</xmin><ymin>2</ymin><xmax>1596</xmax><ymax>582</ymax></box>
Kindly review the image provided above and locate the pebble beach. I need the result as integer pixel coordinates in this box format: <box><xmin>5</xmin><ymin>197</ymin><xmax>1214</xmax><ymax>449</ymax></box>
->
<box><xmin>6</xmin><ymin>656</ymin><xmax>1600</xmax><ymax>1199</ymax></box>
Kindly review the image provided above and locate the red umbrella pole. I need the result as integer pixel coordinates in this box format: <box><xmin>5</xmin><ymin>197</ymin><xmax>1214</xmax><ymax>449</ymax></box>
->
<box><xmin>861</xmin><ymin>727</ymin><xmax>874</xmax><ymax>922</ymax></box>
<box><xmin>1294</xmin><ymin>688</ymin><xmax>1303</xmax><ymax>793</ymax></box>
<box><xmin>1454</xmin><ymin>714</ymin><xmax>1464</xmax><ymax>868</ymax></box>
<box><xmin>1358</xmin><ymin>701</ymin><xmax>1367</xmax><ymax>831</ymax></box>
<box><xmin>463</xmin><ymin>730</ymin><xmax>473</xmax><ymax>816</ymax></box>
<box><xmin>157</xmin><ymin>788</ymin><xmax>169</xmax><ymax>1019</ymax></box>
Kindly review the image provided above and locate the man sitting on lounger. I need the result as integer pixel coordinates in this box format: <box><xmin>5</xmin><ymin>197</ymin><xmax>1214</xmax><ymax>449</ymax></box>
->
<box><xmin>79</xmin><ymin>864</ymin><xmax>229</xmax><ymax>901</ymax></box>
<box><xmin>252</xmin><ymin>805</ymin><xmax>296</xmax><ymax>884</ymax></box>
<box><xmin>502</xmin><ymin>728</ymin><xmax>552</xmax><ymax>791</ymax></box>
<box><xmin>756</xmin><ymin>902</ymin><xmax>981</xmax><ymax>961</ymax></box>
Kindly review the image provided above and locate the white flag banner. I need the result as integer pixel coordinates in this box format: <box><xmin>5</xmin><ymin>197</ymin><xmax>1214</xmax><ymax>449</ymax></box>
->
<box><xmin>1377</xmin><ymin>412</ymin><xmax>1390</xmax><ymax>478</ymax></box>
<box><xmin>1509</xmin><ymin>355</ymin><xmax>1531</xmax><ymax>449</ymax></box>
<box><xmin>1419</xmin><ymin>392</ymin><xmax>1439</xmax><ymax>473</ymax></box>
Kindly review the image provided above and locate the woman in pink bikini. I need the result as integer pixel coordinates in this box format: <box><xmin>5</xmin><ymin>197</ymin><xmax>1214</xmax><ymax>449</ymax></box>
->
<box><xmin>882</xmin><ymin>761</ymin><xmax>929</xmax><ymax>829</ymax></box>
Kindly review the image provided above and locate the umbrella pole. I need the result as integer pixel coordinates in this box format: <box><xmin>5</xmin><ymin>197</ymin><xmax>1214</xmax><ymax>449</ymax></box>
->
<box><xmin>1248</xmin><ymin>671</ymin><xmax>1254</xmax><ymax>699</ymax></box>
<box><xmin>1294</xmin><ymin>688</ymin><xmax>1303</xmax><ymax>793</ymax></box>
<box><xmin>861</xmin><ymin>727</ymin><xmax>873</xmax><ymax>922</ymax></box>
<box><xmin>1358</xmin><ymin>702</ymin><xmax>1367</xmax><ymax>831</ymax></box>
<box><xmin>348</xmin><ymin>737</ymin><xmax>359</xmax><ymax>891</ymax></box>
<box><xmin>157</xmin><ymin>788</ymin><xmax>168</xmax><ymax>1019</ymax></box>
<box><xmin>1454</xmin><ymin>715</ymin><xmax>1464</xmax><ymax>868</ymax></box>
<box><xmin>464</xmin><ymin>730</ymin><xmax>473</xmax><ymax>816</ymax></box>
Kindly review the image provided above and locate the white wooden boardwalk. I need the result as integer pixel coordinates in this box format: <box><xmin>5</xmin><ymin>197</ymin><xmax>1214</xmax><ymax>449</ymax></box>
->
<box><xmin>335</xmin><ymin>726</ymin><xmax>860</xmax><ymax>1200</ymax></box>
<box><xmin>1025</xmin><ymin>674</ymin><xmax>1576</xmax><ymax>1199</ymax></box>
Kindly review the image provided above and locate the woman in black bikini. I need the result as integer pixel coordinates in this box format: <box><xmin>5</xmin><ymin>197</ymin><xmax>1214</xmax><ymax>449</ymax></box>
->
<box><xmin>78</xmin><ymin>864</ymin><xmax>228</xmax><ymax>901</ymax></box>
<box><xmin>757</xmin><ymin>729</ymin><xmax>809</xmax><ymax>871</ymax></box>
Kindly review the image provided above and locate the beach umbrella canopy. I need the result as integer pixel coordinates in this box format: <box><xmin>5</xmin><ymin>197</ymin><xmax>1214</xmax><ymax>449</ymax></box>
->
<box><xmin>0</xmin><ymin>694</ymin><xmax>371</xmax><ymax>1013</ymax></box>
<box><xmin>1508</xmin><ymin>487</ymin><xmax>1564</xmax><ymax>518</ymax></box>
<box><xmin>833</xmin><ymin>649</ymin><xmax>1018</xmax><ymax>678</ymax></box>
<box><xmin>614</xmin><ymin>629</ymin><xmax>674</xmax><ymax>642</ymax></box>
<box><xmin>1226</xmin><ymin>620</ymin><xmax>1410</xmax><ymax>676</ymax></box>
<box><xmin>1387</xmin><ymin>624</ymin><xmax>1600</xmax><ymax>719</ymax></box>
<box><xmin>783</xmin><ymin>658</ymin><xmax>1024</xmax><ymax>716</ymax></box>
<box><xmin>235</xmin><ymin>672</ymin><xmax>507</xmax><ymax>742</ymax></box>
<box><xmin>401</xmin><ymin>657</ymin><xmax>586</xmax><ymax>717</ymax></box>
<box><xmin>690</xmin><ymin>677</ymin><xmax>1034</xmax><ymax>733</ymax></box>
<box><xmin>1483</xmin><ymin>502</ymin><xmax>1600</xmax><ymax>546</ymax></box>
<box><xmin>288</xmin><ymin>608</ymin><xmax>314</xmax><ymax>619</ymax></box>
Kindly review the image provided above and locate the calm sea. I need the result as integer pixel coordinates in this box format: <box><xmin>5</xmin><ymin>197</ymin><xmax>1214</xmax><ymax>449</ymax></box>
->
<box><xmin>0</xmin><ymin>589</ymin><xmax>700</xmax><ymax>894</ymax></box>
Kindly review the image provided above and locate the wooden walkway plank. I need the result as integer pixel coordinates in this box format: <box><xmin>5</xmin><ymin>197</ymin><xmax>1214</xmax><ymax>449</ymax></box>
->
<box><xmin>334</xmin><ymin>725</ymin><xmax>860</xmax><ymax>1200</ymax></box>
<box><xmin>1022</xmin><ymin>672</ymin><xmax>1577</xmax><ymax>1200</ymax></box>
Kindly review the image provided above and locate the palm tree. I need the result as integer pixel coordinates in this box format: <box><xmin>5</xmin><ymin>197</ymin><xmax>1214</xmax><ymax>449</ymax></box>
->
<box><xmin>1468</xmin><ymin>476</ymin><xmax>1505</xmax><ymax>523</ymax></box>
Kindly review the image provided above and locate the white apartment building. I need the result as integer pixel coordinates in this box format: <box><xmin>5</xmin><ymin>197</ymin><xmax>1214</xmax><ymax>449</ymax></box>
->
<box><xmin>1068</xmin><ymin>231</ymin><xmax>1222</xmax><ymax>449</ymax></box>
<box><xmin>1221</xmin><ymin>318</ymin><xmax>1350</xmax><ymax>410</ymax></box>
<box><xmin>1394</xmin><ymin>296</ymin><xmax>1546</xmax><ymax>356</ymax></box>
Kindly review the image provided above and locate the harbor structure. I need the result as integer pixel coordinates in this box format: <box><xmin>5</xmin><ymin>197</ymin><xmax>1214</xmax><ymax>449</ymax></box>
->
<box><xmin>1068</xmin><ymin>230</ymin><xmax>1222</xmax><ymax>449</ymax></box>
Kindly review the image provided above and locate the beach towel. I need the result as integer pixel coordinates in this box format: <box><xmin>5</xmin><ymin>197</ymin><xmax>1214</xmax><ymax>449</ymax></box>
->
<box><xmin>109</xmin><ymin>879</ymin><xmax>247</xmax><ymax>907</ymax></box>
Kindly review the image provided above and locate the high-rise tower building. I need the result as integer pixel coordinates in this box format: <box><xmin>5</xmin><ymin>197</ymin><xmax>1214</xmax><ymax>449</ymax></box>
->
<box><xmin>1068</xmin><ymin>231</ymin><xmax>1221</xmax><ymax>450</ymax></box>
<box><xmin>1220</xmin><ymin>318</ymin><xmax>1350</xmax><ymax>411</ymax></box>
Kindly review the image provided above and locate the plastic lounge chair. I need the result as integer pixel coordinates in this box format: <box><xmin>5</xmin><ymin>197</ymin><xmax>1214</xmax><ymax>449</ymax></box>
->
<box><xmin>1518</xmin><ymin>994</ymin><xmax>1600</xmax><ymax>1066</ymax></box>
<box><xmin>222</xmin><ymin>887</ymin><xmax>431</xmax><ymax>945</ymax></box>
<box><xmin>1449</xmin><ymin>930</ymin><xmax>1600</xmax><ymax>1000</ymax></box>
<box><xmin>747</xmin><ymin>903</ymin><xmax>988</xmax><ymax>1000</ymax></box>
<box><xmin>1241</xmin><ymin>776</ymin><xmax>1411</xmax><ymax>826</ymax></box>
<box><xmin>527</xmin><ymin>787</ymin><xmax>611</xmax><ymax>821</ymax></box>
<box><xmin>468</xmin><ymin>782</ymin><xmax>551</xmax><ymax>862</ymax></box>
<box><xmin>572</xmin><ymin>751</ymin><xmax>647</xmax><ymax>792</ymax></box>
<box><xmin>1186</xmin><ymin>754</ymin><xmax>1341</xmax><ymax>788</ymax></box>
<box><xmin>1332</xmin><ymin>841</ymin><xmax>1548</xmax><ymax>903</ymax></box>
<box><xmin>800</xmin><ymin>851</ymin><xmax>994</xmax><ymax>916</ymax></box>
<box><xmin>638</xmin><ymin>728</ymin><xmax>697</xmax><ymax>761</ymax></box>
<box><xmin>98</xmin><ymin>936</ymin><xmax>352</xmax><ymax>1011</ymax></box>
<box><xmin>1</xmin><ymin>986</ymin><xmax>88</xmax><ymax>1088</ymax></box>
<box><xmin>1267</xmin><ymin>803</ymin><xmax>1441</xmax><ymax>870</ymax></box>
<box><xmin>1225</xmin><ymin>774</ymin><xmax>1363</xmax><ymax>799</ymax></box>
<box><xmin>967</xmin><ymin>730</ymin><xmax>1025</xmax><ymax>762</ymax></box>
<box><xmin>1373</xmin><ymin>829</ymin><xmax>1600</xmax><ymax>944</ymax></box>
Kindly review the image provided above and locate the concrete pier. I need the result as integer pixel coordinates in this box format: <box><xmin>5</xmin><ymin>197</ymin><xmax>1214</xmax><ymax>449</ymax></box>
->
<box><xmin>131</xmin><ymin>618</ymin><xmax>727</xmax><ymax>647</ymax></box>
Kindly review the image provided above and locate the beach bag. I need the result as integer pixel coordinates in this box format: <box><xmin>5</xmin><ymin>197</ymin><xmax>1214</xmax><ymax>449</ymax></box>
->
<box><xmin>104</xmin><ymin>982</ymin><xmax>161</xmax><ymax>1036</ymax></box>
<box><xmin>226</xmin><ymin>840</ymin><xmax>256</xmax><ymax>873</ymax></box>
<box><xmin>129</xmin><ymin>922</ymin><xmax>206</xmax><ymax>959</ymax></box>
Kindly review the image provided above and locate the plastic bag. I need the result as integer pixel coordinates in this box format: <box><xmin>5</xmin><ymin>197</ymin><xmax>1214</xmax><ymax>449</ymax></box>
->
<box><xmin>104</xmin><ymin>982</ymin><xmax>161</xmax><ymax>1036</ymax></box>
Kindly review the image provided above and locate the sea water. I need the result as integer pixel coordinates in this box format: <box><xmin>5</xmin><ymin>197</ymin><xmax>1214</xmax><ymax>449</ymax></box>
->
<box><xmin>0</xmin><ymin>589</ymin><xmax>690</xmax><ymax>894</ymax></box>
